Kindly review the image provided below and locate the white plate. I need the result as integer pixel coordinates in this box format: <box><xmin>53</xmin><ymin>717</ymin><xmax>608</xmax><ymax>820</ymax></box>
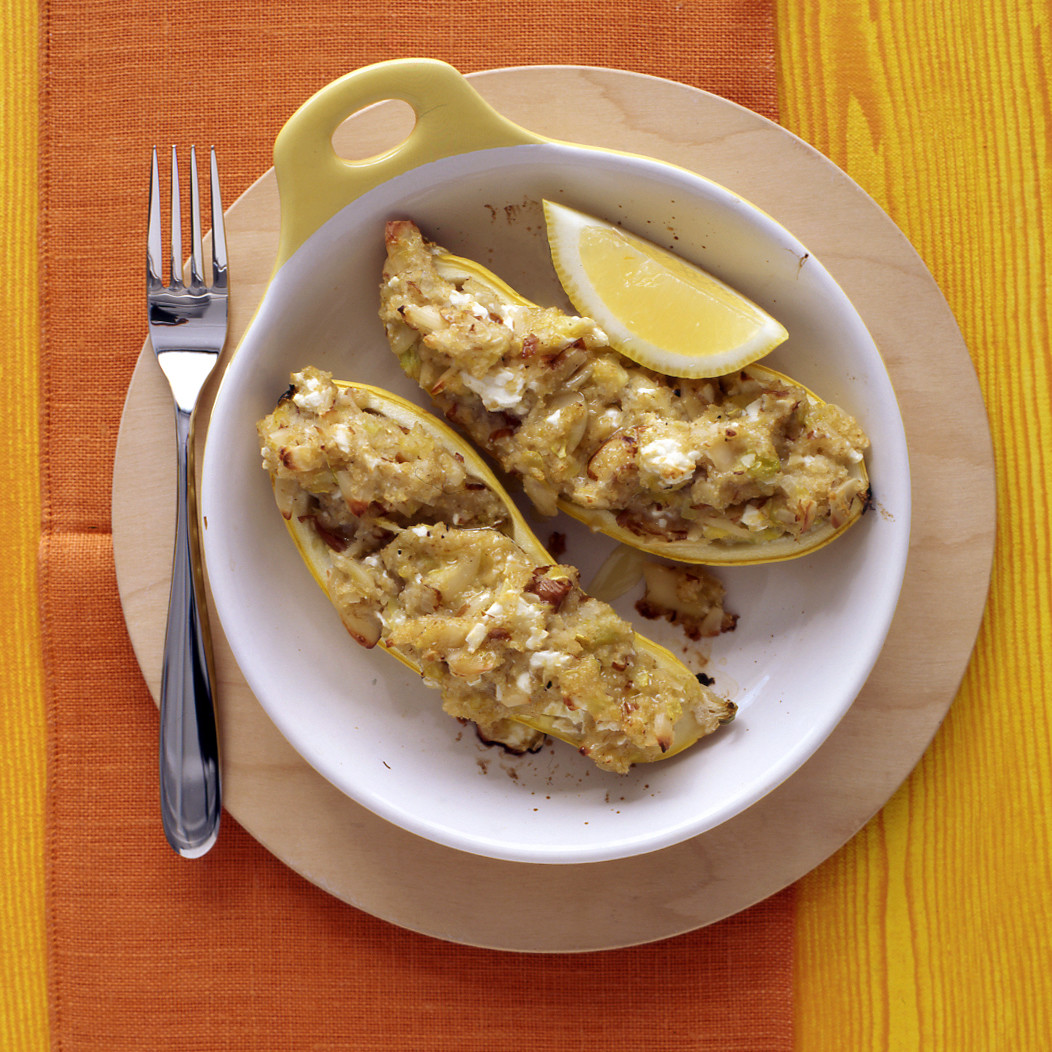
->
<box><xmin>201</xmin><ymin>122</ymin><xmax>910</xmax><ymax>865</ymax></box>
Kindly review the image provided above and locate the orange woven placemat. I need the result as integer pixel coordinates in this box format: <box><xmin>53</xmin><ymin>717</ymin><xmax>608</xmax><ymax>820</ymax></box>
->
<box><xmin>40</xmin><ymin>3</ymin><xmax>786</xmax><ymax>1049</ymax></box>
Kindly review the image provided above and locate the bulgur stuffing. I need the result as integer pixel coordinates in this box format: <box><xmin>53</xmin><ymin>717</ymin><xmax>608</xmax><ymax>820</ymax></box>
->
<box><xmin>257</xmin><ymin>367</ymin><xmax>735</xmax><ymax>773</ymax></box>
<box><xmin>635</xmin><ymin>563</ymin><xmax>738</xmax><ymax>641</ymax></box>
<box><xmin>379</xmin><ymin>220</ymin><xmax>870</xmax><ymax>552</ymax></box>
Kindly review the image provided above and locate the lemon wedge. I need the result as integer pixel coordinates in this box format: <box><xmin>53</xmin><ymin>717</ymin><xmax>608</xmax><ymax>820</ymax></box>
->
<box><xmin>543</xmin><ymin>200</ymin><xmax>788</xmax><ymax>378</ymax></box>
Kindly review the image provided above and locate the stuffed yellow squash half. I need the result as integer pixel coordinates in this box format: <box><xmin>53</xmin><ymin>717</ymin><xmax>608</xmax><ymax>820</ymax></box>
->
<box><xmin>379</xmin><ymin>220</ymin><xmax>871</xmax><ymax>565</ymax></box>
<box><xmin>257</xmin><ymin>367</ymin><xmax>736</xmax><ymax>774</ymax></box>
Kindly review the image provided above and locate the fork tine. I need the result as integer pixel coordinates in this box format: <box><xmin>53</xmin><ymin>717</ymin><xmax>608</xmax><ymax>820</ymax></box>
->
<box><xmin>189</xmin><ymin>145</ymin><xmax>205</xmax><ymax>287</ymax></box>
<box><xmin>147</xmin><ymin>148</ymin><xmax>162</xmax><ymax>287</ymax></box>
<box><xmin>169</xmin><ymin>145</ymin><xmax>182</xmax><ymax>287</ymax></box>
<box><xmin>209</xmin><ymin>147</ymin><xmax>228</xmax><ymax>289</ymax></box>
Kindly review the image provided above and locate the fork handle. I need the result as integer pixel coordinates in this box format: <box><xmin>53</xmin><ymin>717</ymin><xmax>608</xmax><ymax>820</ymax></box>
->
<box><xmin>159</xmin><ymin>404</ymin><xmax>221</xmax><ymax>858</ymax></box>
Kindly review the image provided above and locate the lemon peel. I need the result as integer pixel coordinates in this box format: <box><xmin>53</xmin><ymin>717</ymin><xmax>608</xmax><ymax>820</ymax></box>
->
<box><xmin>543</xmin><ymin>200</ymin><xmax>788</xmax><ymax>378</ymax></box>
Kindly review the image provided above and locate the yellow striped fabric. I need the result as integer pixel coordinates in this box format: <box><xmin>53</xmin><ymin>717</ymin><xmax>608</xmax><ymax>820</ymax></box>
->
<box><xmin>779</xmin><ymin>0</ymin><xmax>1052</xmax><ymax>1047</ymax></box>
<box><xmin>0</xmin><ymin>1</ymin><xmax>48</xmax><ymax>1050</ymax></box>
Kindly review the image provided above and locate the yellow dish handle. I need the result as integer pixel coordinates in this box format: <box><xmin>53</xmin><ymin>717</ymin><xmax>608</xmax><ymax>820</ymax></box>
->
<box><xmin>272</xmin><ymin>58</ymin><xmax>547</xmax><ymax>266</ymax></box>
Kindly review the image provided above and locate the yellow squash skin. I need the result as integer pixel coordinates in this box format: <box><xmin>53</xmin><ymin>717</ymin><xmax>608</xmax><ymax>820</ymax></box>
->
<box><xmin>380</xmin><ymin>233</ymin><xmax>871</xmax><ymax>567</ymax></box>
<box><xmin>435</xmin><ymin>257</ymin><xmax>870</xmax><ymax>566</ymax></box>
<box><xmin>559</xmin><ymin>363</ymin><xmax>871</xmax><ymax>567</ymax></box>
<box><xmin>262</xmin><ymin>378</ymin><xmax>735</xmax><ymax>768</ymax></box>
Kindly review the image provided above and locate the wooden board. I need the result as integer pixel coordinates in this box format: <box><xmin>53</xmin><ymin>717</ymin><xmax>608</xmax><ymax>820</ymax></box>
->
<box><xmin>112</xmin><ymin>66</ymin><xmax>996</xmax><ymax>952</ymax></box>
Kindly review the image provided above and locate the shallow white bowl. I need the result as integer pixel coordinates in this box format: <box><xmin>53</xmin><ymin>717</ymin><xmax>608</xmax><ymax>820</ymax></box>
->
<box><xmin>200</xmin><ymin>62</ymin><xmax>910</xmax><ymax>865</ymax></box>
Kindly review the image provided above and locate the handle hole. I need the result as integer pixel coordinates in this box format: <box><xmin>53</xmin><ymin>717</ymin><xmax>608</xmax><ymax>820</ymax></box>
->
<box><xmin>331</xmin><ymin>99</ymin><xmax>417</xmax><ymax>163</ymax></box>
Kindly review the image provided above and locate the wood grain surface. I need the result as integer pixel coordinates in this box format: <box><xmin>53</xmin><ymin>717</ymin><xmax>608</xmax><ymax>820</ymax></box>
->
<box><xmin>779</xmin><ymin>3</ymin><xmax>1051</xmax><ymax>1048</ymax></box>
<box><xmin>112</xmin><ymin>66</ymin><xmax>994</xmax><ymax>952</ymax></box>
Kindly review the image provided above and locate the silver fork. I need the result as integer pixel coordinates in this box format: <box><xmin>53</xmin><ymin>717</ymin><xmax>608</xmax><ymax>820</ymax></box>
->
<box><xmin>147</xmin><ymin>145</ymin><xmax>226</xmax><ymax>857</ymax></box>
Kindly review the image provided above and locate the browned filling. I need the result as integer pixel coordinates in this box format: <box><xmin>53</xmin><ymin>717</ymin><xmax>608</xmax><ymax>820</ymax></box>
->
<box><xmin>257</xmin><ymin>368</ymin><xmax>735</xmax><ymax>772</ymax></box>
<box><xmin>379</xmin><ymin>219</ymin><xmax>870</xmax><ymax>549</ymax></box>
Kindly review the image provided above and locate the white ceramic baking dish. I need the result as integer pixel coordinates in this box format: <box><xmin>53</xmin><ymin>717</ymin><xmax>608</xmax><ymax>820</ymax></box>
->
<box><xmin>199</xmin><ymin>58</ymin><xmax>910</xmax><ymax>864</ymax></box>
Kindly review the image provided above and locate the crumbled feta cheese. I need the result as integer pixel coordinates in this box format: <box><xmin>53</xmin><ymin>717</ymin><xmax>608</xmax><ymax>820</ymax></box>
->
<box><xmin>292</xmin><ymin>372</ymin><xmax>331</xmax><ymax>412</ymax></box>
<box><xmin>741</xmin><ymin>504</ymin><xmax>768</xmax><ymax>530</ymax></box>
<box><xmin>465</xmin><ymin>622</ymin><xmax>488</xmax><ymax>652</ymax></box>
<box><xmin>497</xmin><ymin>304</ymin><xmax>528</xmax><ymax>330</ymax></box>
<box><xmin>515</xmin><ymin>596</ymin><xmax>549</xmax><ymax>650</ymax></box>
<box><xmin>528</xmin><ymin>650</ymin><xmax>572</xmax><ymax>673</ymax></box>
<box><xmin>460</xmin><ymin>368</ymin><xmax>526</xmax><ymax>411</ymax></box>
<box><xmin>332</xmin><ymin>424</ymin><xmax>354</xmax><ymax>455</ymax></box>
<box><xmin>449</xmin><ymin>289</ymin><xmax>490</xmax><ymax>320</ymax></box>
<box><xmin>526</xmin><ymin>628</ymin><xmax>548</xmax><ymax>650</ymax></box>
<box><xmin>640</xmin><ymin>437</ymin><xmax>698</xmax><ymax>487</ymax></box>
